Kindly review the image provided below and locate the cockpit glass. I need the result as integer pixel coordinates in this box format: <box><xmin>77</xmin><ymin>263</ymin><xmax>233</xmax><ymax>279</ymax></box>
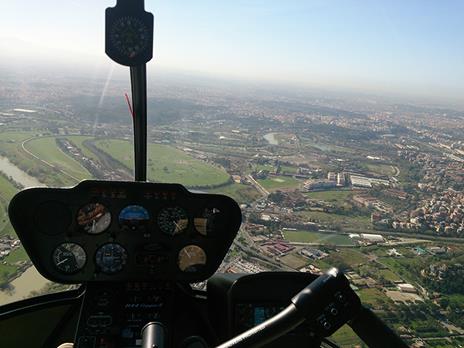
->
<box><xmin>1</xmin><ymin>2</ymin><xmax>463</xmax><ymax>346</ymax></box>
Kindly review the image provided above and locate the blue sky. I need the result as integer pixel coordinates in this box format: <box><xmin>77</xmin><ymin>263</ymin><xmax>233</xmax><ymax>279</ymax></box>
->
<box><xmin>0</xmin><ymin>1</ymin><xmax>463</xmax><ymax>100</ymax></box>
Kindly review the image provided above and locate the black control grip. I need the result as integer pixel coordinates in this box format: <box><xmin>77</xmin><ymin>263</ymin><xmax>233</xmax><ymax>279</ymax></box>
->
<box><xmin>291</xmin><ymin>268</ymin><xmax>361</xmax><ymax>337</ymax></box>
<box><xmin>141</xmin><ymin>322</ymin><xmax>166</xmax><ymax>348</ymax></box>
<box><xmin>349</xmin><ymin>306</ymin><xmax>409</xmax><ymax>348</ymax></box>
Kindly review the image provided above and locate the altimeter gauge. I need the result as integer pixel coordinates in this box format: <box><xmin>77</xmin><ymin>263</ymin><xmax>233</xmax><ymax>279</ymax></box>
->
<box><xmin>52</xmin><ymin>243</ymin><xmax>87</xmax><ymax>274</ymax></box>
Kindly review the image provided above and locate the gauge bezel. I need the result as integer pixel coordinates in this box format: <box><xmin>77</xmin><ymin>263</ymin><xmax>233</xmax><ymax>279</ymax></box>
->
<box><xmin>157</xmin><ymin>206</ymin><xmax>190</xmax><ymax>236</ymax></box>
<box><xmin>178</xmin><ymin>244</ymin><xmax>207</xmax><ymax>272</ymax></box>
<box><xmin>77</xmin><ymin>202</ymin><xmax>112</xmax><ymax>235</ymax></box>
<box><xmin>52</xmin><ymin>242</ymin><xmax>87</xmax><ymax>275</ymax></box>
<box><xmin>95</xmin><ymin>242</ymin><xmax>128</xmax><ymax>274</ymax></box>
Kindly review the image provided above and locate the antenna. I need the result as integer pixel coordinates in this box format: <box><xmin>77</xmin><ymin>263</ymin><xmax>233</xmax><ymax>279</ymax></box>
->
<box><xmin>105</xmin><ymin>0</ymin><xmax>154</xmax><ymax>181</ymax></box>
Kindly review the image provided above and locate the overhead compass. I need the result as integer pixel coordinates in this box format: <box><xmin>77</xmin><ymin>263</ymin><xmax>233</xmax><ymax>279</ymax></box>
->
<box><xmin>105</xmin><ymin>0</ymin><xmax>154</xmax><ymax>66</ymax></box>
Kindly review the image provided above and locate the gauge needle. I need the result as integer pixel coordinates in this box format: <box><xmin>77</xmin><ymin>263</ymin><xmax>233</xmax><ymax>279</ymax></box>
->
<box><xmin>184</xmin><ymin>249</ymin><xmax>191</xmax><ymax>258</ymax></box>
<box><xmin>56</xmin><ymin>258</ymin><xmax>69</xmax><ymax>266</ymax></box>
<box><xmin>173</xmin><ymin>220</ymin><xmax>181</xmax><ymax>232</ymax></box>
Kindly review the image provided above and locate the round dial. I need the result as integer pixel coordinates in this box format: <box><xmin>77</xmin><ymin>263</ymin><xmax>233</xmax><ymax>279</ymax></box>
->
<box><xmin>194</xmin><ymin>207</ymin><xmax>222</xmax><ymax>236</ymax></box>
<box><xmin>119</xmin><ymin>205</ymin><xmax>150</xmax><ymax>230</ymax></box>
<box><xmin>95</xmin><ymin>243</ymin><xmax>127</xmax><ymax>274</ymax></box>
<box><xmin>77</xmin><ymin>203</ymin><xmax>111</xmax><ymax>234</ymax></box>
<box><xmin>52</xmin><ymin>243</ymin><xmax>86</xmax><ymax>274</ymax></box>
<box><xmin>178</xmin><ymin>245</ymin><xmax>207</xmax><ymax>272</ymax></box>
<box><xmin>110</xmin><ymin>16</ymin><xmax>150</xmax><ymax>59</ymax></box>
<box><xmin>158</xmin><ymin>207</ymin><xmax>189</xmax><ymax>236</ymax></box>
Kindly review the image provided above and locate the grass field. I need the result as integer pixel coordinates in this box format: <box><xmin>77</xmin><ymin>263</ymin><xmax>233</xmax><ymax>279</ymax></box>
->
<box><xmin>94</xmin><ymin>139</ymin><xmax>230</xmax><ymax>187</ymax></box>
<box><xmin>283</xmin><ymin>230</ymin><xmax>356</xmax><ymax>246</ymax></box>
<box><xmin>4</xmin><ymin>247</ymin><xmax>28</xmax><ymax>264</ymax></box>
<box><xmin>331</xmin><ymin>325</ymin><xmax>365</xmax><ymax>347</ymax></box>
<box><xmin>365</xmin><ymin>163</ymin><xmax>396</xmax><ymax>176</ymax></box>
<box><xmin>24</xmin><ymin>137</ymin><xmax>91</xmax><ymax>182</ymax></box>
<box><xmin>207</xmin><ymin>183</ymin><xmax>261</xmax><ymax>204</ymax></box>
<box><xmin>258</xmin><ymin>176</ymin><xmax>301</xmax><ymax>191</ymax></box>
<box><xmin>315</xmin><ymin>249</ymin><xmax>368</xmax><ymax>270</ymax></box>
<box><xmin>279</xmin><ymin>253</ymin><xmax>308</xmax><ymax>269</ymax></box>
<box><xmin>305</xmin><ymin>190</ymin><xmax>353</xmax><ymax>202</ymax></box>
<box><xmin>357</xmin><ymin>288</ymin><xmax>392</xmax><ymax>309</ymax></box>
<box><xmin>296</xmin><ymin>210</ymin><xmax>372</xmax><ymax>231</ymax></box>
<box><xmin>0</xmin><ymin>174</ymin><xmax>19</xmax><ymax>237</ymax></box>
<box><xmin>0</xmin><ymin>131</ymin><xmax>81</xmax><ymax>186</ymax></box>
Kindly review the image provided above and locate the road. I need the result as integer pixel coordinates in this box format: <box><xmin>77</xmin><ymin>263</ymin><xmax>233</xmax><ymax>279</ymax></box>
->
<box><xmin>246</xmin><ymin>174</ymin><xmax>270</xmax><ymax>196</ymax></box>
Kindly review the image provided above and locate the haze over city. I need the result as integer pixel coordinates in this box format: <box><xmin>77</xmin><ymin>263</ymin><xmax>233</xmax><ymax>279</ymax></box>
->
<box><xmin>0</xmin><ymin>0</ymin><xmax>463</xmax><ymax>105</ymax></box>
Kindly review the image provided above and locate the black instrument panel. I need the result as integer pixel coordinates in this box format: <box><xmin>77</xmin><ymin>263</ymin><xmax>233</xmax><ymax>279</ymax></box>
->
<box><xmin>8</xmin><ymin>180</ymin><xmax>241</xmax><ymax>283</ymax></box>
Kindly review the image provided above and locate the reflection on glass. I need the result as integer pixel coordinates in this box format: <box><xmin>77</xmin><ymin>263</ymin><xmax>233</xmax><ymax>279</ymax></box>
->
<box><xmin>77</xmin><ymin>203</ymin><xmax>111</xmax><ymax>234</ymax></box>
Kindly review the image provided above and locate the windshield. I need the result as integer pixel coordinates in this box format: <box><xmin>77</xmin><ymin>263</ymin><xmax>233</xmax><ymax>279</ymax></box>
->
<box><xmin>1</xmin><ymin>1</ymin><xmax>464</xmax><ymax>347</ymax></box>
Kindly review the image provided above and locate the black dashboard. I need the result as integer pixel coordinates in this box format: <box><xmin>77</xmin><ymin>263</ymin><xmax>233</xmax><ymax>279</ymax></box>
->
<box><xmin>8</xmin><ymin>180</ymin><xmax>242</xmax><ymax>284</ymax></box>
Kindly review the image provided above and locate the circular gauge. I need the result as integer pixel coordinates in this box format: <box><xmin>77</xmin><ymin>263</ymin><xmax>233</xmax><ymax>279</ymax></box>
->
<box><xmin>158</xmin><ymin>207</ymin><xmax>189</xmax><ymax>236</ymax></box>
<box><xmin>95</xmin><ymin>243</ymin><xmax>128</xmax><ymax>274</ymax></box>
<box><xmin>119</xmin><ymin>205</ymin><xmax>150</xmax><ymax>230</ymax></box>
<box><xmin>194</xmin><ymin>207</ymin><xmax>222</xmax><ymax>236</ymax></box>
<box><xmin>52</xmin><ymin>243</ymin><xmax>87</xmax><ymax>274</ymax></box>
<box><xmin>178</xmin><ymin>245</ymin><xmax>207</xmax><ymax>272</ymax></box>
<box><xmin>77</xmin><ymin>203</ymin><xmax>111</xmax><ymax>234</ymax></box>
<box><xmin>110</xmin><ymin>16</ymin><xmax>150</xmax><ymax>59</ymax></box>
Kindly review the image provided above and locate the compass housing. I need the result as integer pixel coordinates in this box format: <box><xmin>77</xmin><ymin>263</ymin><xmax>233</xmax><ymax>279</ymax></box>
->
<box><xmin>105</xmin><ymin>0</ymin><xmax>154</xmax><ymax>66</ymax></box>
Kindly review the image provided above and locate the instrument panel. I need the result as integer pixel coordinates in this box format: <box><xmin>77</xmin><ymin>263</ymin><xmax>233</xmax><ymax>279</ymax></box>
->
<box><xmin>8</xmin><ymin>180</ymin><xmax>241</xmax><ymax>283</ymax></box>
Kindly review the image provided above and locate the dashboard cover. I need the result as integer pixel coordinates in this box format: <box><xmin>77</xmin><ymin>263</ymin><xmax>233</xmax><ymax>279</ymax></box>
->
<box><xmin>8</xmin><ymin>180</ymin><xmax>242</xmax><ymax>284</ymax></box>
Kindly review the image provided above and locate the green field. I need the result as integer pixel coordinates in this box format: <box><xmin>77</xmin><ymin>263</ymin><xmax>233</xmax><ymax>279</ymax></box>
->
<box><xmin>283</xmin><ymin>230</ymin><xmax>356</xmax><ymax>246</ymax></box>
<box><xmin>258</xmin><ymin>176</ymin><xmax>301</xmax><ymax>191</ymax></box>
<box><xmin>0</xmin><ymin>175</ymin><xmax>19</xmax><ymax>237</ymax></box>
<box><xmin>24</xmin><ymin>137</ymin><xmax>91</xmax><ymax>182</ymax></box>
<box><xmin>357</xmin><ymin>288</ymin><xmax>393</xmax><ymax>309</ymax></box>
<box><xmin>315</xmin><ymin>248</ymin><xmax>368</xmax><ymax>270</ymax></box>
<box><xmin>296</xmin><ymin>210</ymin><xmax>372</xmax><ymax>231</ymax></box>
<box><xmin>0</xmin><ymin>131</ymin><xmax>81</xmax><ymax>186</ymax></box>
<box><xmin>279</xmin><ymin>253</ymin><xmax>308</xmax><ymax>269</ymax></box>
<box><xmin>207</xmin><ymin>183</ymin><xmax>261</xmax><ymax>204</ymax></box>
<box><xmin>4</xmin><ymin>247</ymin><xmax>28</xmax><ymax>264</ymax></box>
<box><xmin>365</xmin><ymin>163</ymin><xmax>396</xmax><ymax>176</ymax></box>
<box><xmin>94</xmin><ymin>139</ymin><xmax>230</xmax><ymax>188</ymax></box>
<box><xmin>331</xmin><ymin>325</ymin><xmax>365</xmax><ymax>347</ymax></box>
<box><xmin>305</xmin><ymin>190</ymin><xmax>353</xmax><ymax>202</ymax></box>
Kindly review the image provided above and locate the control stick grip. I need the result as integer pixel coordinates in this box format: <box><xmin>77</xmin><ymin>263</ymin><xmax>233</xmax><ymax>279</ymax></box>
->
<box><xmin>141</xmin><ymin>322</ymin><xmax>166</xmax><ymax>348</ymax></box>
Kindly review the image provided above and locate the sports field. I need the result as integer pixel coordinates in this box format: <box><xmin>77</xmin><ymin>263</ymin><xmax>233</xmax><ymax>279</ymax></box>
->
<box><xmin>257</xmin><ymin>176</ymin><xmax>301</xmax><ymax>191</ymax></box>
<box><xmin>94</xmin><ymin>139</ymin><xmax>230</xmax><ymax>187</ymax></box>
<box><xmin>283</xmin><ymin>230</ymin><xmax>356</xmax><ymax>246</ymax></box>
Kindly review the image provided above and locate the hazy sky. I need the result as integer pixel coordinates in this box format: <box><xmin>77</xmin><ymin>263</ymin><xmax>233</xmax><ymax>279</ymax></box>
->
<box><xmin>0</xmin><ymin>1</ymin><xmax>463</xmax><ymax>101</ymax></box>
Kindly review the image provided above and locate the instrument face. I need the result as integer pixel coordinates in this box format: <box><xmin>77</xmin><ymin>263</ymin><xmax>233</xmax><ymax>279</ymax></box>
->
<box><xmin>9</xmin><ymin>180</ymin><xmax>241</xmax><ymax>283</ymax></box>
<box><xmin>105</xmin><ymin>1</ymin><xmax>154</xmax><ymax>66</ymax></box>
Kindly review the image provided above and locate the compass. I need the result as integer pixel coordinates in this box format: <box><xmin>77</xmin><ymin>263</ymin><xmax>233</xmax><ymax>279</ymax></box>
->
<box><xmin>105</xmin><ymin>0</ymin><xmax>154</xmax><ymax>66</ymax></box>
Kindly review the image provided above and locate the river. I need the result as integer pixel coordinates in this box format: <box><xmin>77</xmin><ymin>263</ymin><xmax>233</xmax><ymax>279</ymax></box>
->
<box><xmin>0</xmin><ymin>267</ymin><xmax>50</xmax><ymax>304</ymax></box>
<box><xmin>263</xmin><ymin>132</ymin><xmax>279</xmax><ymax>145</ymax></box>
<box><xmin>0</xmin><ymin>156</ymin><xmax>45</xmax><ymax>188</ymax></box>
<box><xmin>0</xmin><ymin>156</ymin><xmax>49</xmax><ymax>305</ymax></box>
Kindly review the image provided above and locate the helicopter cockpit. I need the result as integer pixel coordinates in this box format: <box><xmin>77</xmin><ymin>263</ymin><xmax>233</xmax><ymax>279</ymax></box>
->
<box><xmin>0</xmin><ymin>1</ymin><xmax>410</xmax><ymax>347</ymax></box>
